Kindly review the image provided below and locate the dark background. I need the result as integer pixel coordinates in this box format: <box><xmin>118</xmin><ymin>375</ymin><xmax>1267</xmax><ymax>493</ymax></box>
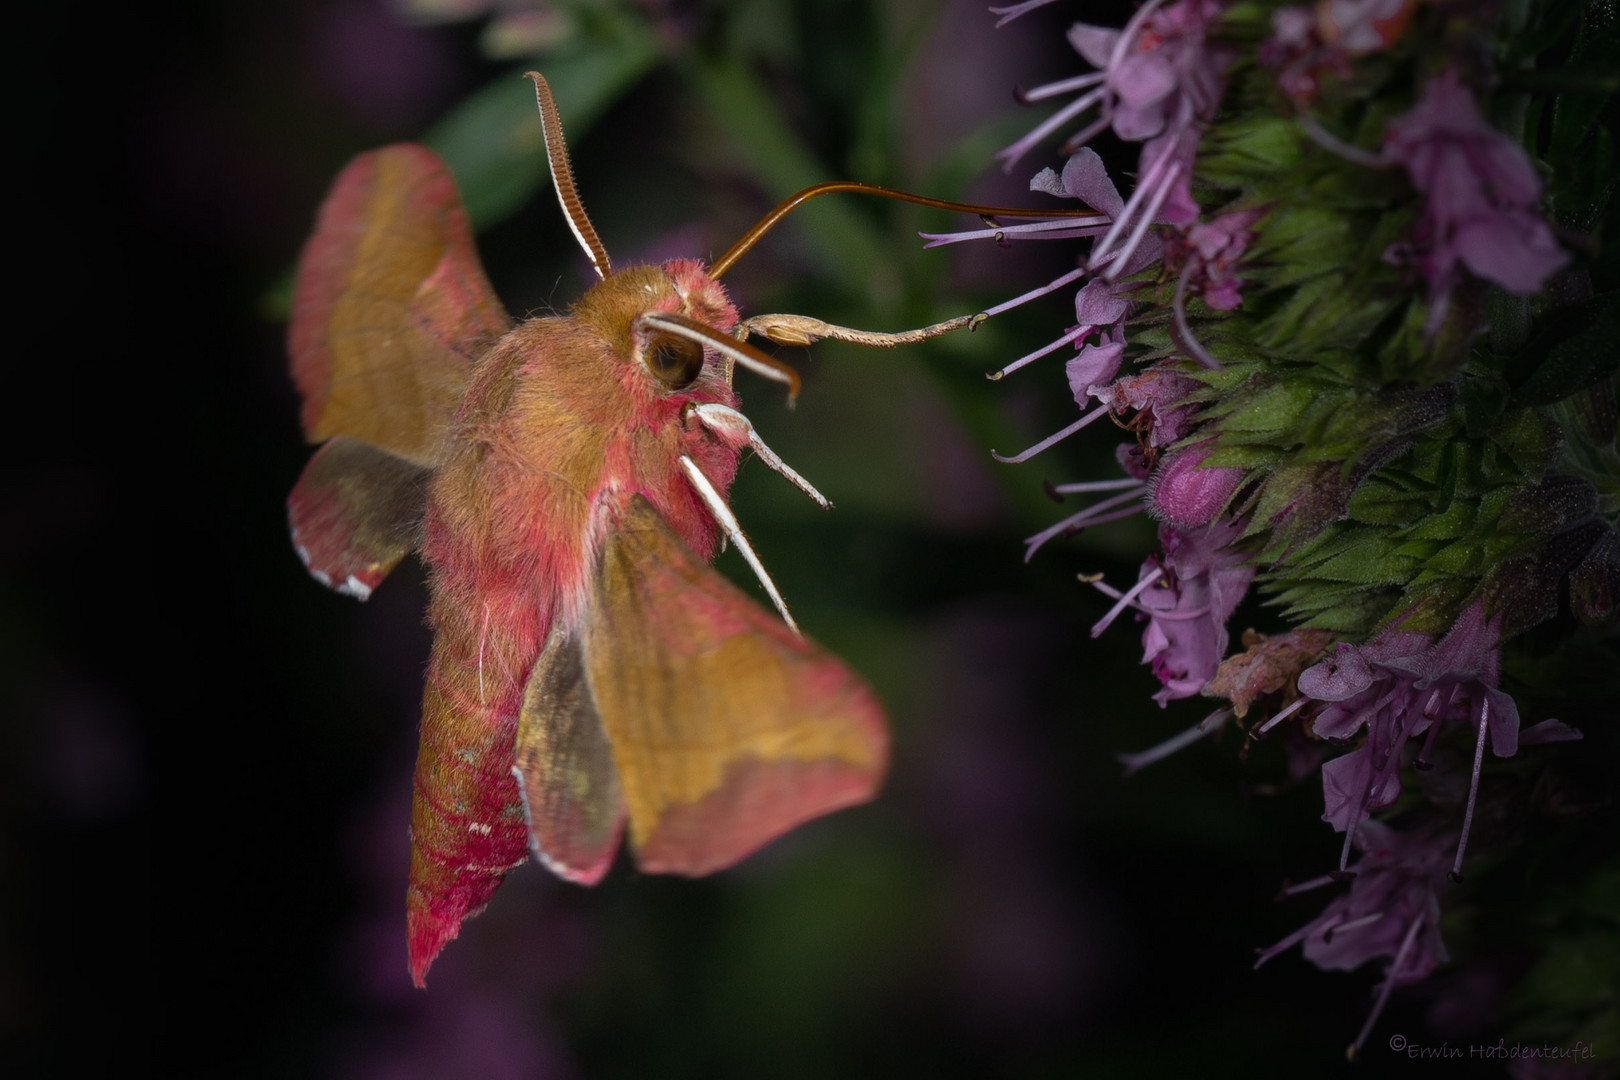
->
<box><xmin>5</xmin><ymin>1</ymin><xmax>1538</xmax><ymax>1076</ymax></box>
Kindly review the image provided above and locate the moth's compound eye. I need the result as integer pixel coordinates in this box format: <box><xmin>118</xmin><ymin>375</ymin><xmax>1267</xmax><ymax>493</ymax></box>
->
<box><xmin>644</xmin><ymin>332</ymin><xmax>704</xmax><ymax>391</ymax></box>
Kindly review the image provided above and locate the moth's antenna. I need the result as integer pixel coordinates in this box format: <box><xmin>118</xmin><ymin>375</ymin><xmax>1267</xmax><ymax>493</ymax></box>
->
<box><xmin>709</xmin><ymin>181</ymin><xmax>1105</xmax><ymax>279</ymax></box>
<box><xmin>525</xmin><ymin>72</ymin><xmax>612</xmax><ymax>280</ymax></box>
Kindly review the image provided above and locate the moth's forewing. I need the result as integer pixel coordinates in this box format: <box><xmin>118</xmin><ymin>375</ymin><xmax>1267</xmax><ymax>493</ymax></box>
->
<box><xmin>289</xmin><ymin>144</ymin><xmax>511</xmax><ymax>466</ymax></box>
<box><xmin>583</xmin><ymin>495</ymin><xmax>889</xmax><ymax>875</ymax></box>
<box><xmin>513</xmin><ymin>624</ymin><xmax>627</xmax><ymax>884</ymax></box>
<box><xmin>287</xmin><ymin>435</ymin><xmax>433</xmax><ymax>599</ymax></box>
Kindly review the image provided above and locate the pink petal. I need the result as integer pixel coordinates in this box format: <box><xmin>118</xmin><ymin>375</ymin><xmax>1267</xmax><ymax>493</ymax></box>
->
<box><xmin>1452</xmin><ymin>212</ymin><xmax>1569</xmax><ymax>294</ymax></box>
<box><xmin>1484</xmin><ymin>687</ymin><xmax>1521</xmax><ymax>758</ymax></box>
<box><xmin>1059</xmin><ymin>147</ymin><xmax>1125</xmax><ymax>216</ymax></box>
<box><xmin>1299</xmin><ymin>645</ymin><xmax>1374</xmax><ymax>701</ymax></box>
<box><xmin>1074</xmin><ymin>277</ymin><xmax>1129</xmax><ymax>326</ymax></box>
<box><xmin>1066</xmin><ymin>340</ymin><xmax>1125</xmax><ymax>403</ymax></box>
<box><xmin>1067</xmin><ymin>22</ymin><xmax>1119</xmax><ymax>68</ymax></box>
<box><xmin>1114</xmin><ymin>53</ymin><xmax>1178</xmax><ymax>107</ymax></box>
<box><xmin>1519</xmin><ymin>718</ymin><xmax>1582</xmax><ymax>745</ymax></box>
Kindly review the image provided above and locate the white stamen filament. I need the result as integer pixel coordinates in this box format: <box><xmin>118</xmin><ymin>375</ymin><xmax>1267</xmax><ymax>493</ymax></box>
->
<box><xmin>1058</xmin><ymin>114</ymin><xmax>1116</xmax><ymax>157</ymax></box>
<box><xmin>990</xmin><ymin>323</ymin><xmax>1096</xmax><ymax>380</ymax></box>
<box><xmin>921</xmin><ymin>217</ymin><xmax>1112</xmax><ymax>249</ymax></box>
<box><xmin>997</xmin><ymin>86</ymin><xmax>1112</xmax><ymax>172</ymax></box>
<box><xmin>1098</xmin><ymin>160</ymin><xmax>1183</xmax><ymax>279</ymax></box>
<box><xmin>678</xmin><ymin>455</ymin><xmax>800</xmax><ymax>636</ymax></box>
<box><xmin>991</xmin><ymin>403</ymin><xmax>1110</xmax><ymax>464</ymax></box>
<box><xmin>1051</xmin><ymin>478</ymin><xmax>1144</xmax><ymax>494</ymax></box>
<box><xmin>1024</xmin><ymin>487</ymin><xmax>1147</xmax><ymax>560</ymax></box>
<box><xmin>990</xmin><ymin>0</ymin><xmax>1062</xmax><ymax>28</ymax></box>
<box><xmin>980</xmin><ymin>266</ymin><xmax>1090</xmax><ymax>320</ymax></box>
<box><xmin>1091</xmin><ymin>566</ymin><xmax>1164</xmax><ymax>637</ymax></box>
<box><xmin>1451</xmin><ymin>695</ymin><xmax>1491</xmax><ymax>881</ymax></box>
<box><xmin>1256</xmin><ymin>696</ymin><xmax>1308</xmax><ymax>736</ymax></box>
<box><xmin>1340</xmin><ymin>809</ymin><xmax>1363</xmax><ymax>873</ymax></box>
<box><xmin>1349</xmin><ymin>915</ymin><xmax>1425</xmax><ymax>1061</ymax></box>
<box><xmin>1022</xmin><ymin>71</ymin><xmax>1109</xmax><ymax>102</ymax></box>
<box><xmin>1027</xmin><ymin>505</ymin><xmax>1146</xmax><ymax>562</ymax></box>
<box><xmin>1086</xmin><ymin>135</ymin><xmax>1177</xmax><ymax>270</ymax></box>
<box><xmin>689</xmin><ymin>403</ymin><xmax>831</xmax><ymax>509</ymax></box>
<box><xmin>1328</xmin><ymin>911</ymin><xmax>1385</xmax><ymax>939</ymax></box>
<box><xmin>1118</xmin><ymin>706</ymin><xmax>1230</xmax><ymax>777</ymax></box>
<box><xmin>1297</xmin><ymin>112</ymin><xmax>1388</xmax><ymax>168</ymax></box>
<box><xmin>1172</xmin><ymin>261</ymin><xmax>1223</xmax><ymax>369</ymax></box>
<box><xmin>1279</xmin><ymin>873</ymin><xmax>1338</xmax><ymax>897</ymax></box>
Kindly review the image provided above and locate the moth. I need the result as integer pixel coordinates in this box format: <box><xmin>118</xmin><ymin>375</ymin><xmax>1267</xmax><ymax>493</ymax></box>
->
<box><xmin>287</xmin><ymin>73</ymin><xmax>1098</xmax><ymax>984</ymax></box>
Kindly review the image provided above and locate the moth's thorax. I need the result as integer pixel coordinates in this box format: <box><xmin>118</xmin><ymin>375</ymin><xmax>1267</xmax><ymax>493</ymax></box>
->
<box><xmin>421</xmin><ymin>258</ymin><xmax>745</xmax><ymax>642</ymax></box>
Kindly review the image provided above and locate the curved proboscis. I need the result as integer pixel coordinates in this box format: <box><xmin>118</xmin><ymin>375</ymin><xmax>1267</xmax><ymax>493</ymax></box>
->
<box><xmin>710</xmin><ymin>181</ymin><xmax>1107</xmax><ymax>279</ymax></box>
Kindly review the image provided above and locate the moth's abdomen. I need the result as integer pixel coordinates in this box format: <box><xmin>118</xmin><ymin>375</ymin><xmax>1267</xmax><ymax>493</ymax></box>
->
<box><xmin>405</xmin><ymin>575</ymin><xmax>546</xmax><ymax>987</ymax></box>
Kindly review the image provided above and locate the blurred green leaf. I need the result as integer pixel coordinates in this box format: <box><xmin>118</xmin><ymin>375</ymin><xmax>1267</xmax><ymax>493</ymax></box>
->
<box><xmin>424</xmin><ymin>34</ymin><xmax>661</xmax><ymax>230</ymax></box>
<box><xmin>690</xmin><ymin>59</ymin><xmax>894</xmax><ymax>299</ymax></box>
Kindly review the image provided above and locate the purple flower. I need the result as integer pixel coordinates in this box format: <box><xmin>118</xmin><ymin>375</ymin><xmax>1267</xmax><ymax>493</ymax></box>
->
<box><xmin>1169</xmin><ymin>208</ymin><xmax>1265</xmax><ymax>312</ymax></box>
<box><xmin>1261</xmin><ymin>1</ymin><xmax>1417</xmax><ymax>99</ymax></box>
<box><xmin>1090</xmin><ymin>520</ymin><xmax>1254</xmax><ymax>706</ymax></box>
<box><xmin>1099</xmin><ymin>367</ymin><xmax>1201</xmax><ymax>447</ymax></box>
<box><xmin>1295</xmin><ymin>603</ymin><xmax>1526</xmax><ymax>877</ymax></box>
<box><xmin>1150</xmin><ymin>438</ymin><xmax>1244</xmax><ymax>528</ymax></box>
<box><xmin>1258</xmin><ymin>820</ymin><xmax>1452</xmax><ymax>1059</ymax></box>
<box><xmin>1000</xmin><ymin>0</ymin><xmax>1230</xmax><ymax>170</ymax></box>
<box><xmin>1320</xmin><ymin>0</ymin><xmax>1419</xmax><ymax>55</ymax></box>
<box><xmin>1065</xmin><ymin>336</ymin><xmax>1125</xmax><ymax>404</ymax></box>
<box><xmin>1382</xmin><ymin>70</ymin><xmax>1569</xmax><ymax>328</ymax></box>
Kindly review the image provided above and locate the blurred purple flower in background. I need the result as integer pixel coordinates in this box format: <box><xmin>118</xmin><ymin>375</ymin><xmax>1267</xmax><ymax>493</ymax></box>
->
<box><xmin>1258</xmin><ymin>820</ymin><xmax>1452</xmax><ymax>1059</ymax></box>
<box><xmin>1382</xmin><ymin>69</ymin><xmax>1569</xmax><ymax>329</ymax></box>
<box><xmin>1294</xmin><ymin>604</ymin><xmax>1525</xmax><ymax>876</ymax></box>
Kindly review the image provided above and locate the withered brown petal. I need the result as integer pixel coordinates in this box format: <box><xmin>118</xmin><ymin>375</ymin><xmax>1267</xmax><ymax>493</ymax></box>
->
<box><xmin>1207</xmin><ymin>628</ymin><xmax>1336</xmax><ymax>718</ymax></box>
<box><xmin>583</xmin><ymin>495</ymin><xmax>888</xmax><ymax>875</ymax></box>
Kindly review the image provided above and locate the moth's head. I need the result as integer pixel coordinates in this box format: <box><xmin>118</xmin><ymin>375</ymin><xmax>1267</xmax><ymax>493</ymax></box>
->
<box><xmin>563</xmin><ymin>263</ymin><xmax>742</xmax><ymax>406</ymax></box>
